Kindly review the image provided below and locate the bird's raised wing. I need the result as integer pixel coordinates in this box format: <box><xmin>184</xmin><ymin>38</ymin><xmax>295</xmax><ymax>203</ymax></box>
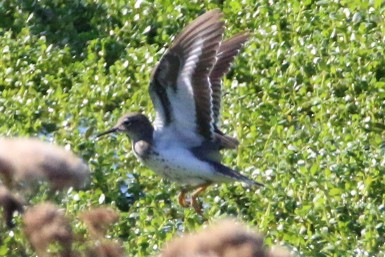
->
<box><xmin>210</xmin><ymin>32</ymin><xmax>249</xmax><ymax>124</ymax></box>
<box><xmin>210</xmin><ymin>32</ymin><xmax>249</xmax><ymax>149</ymax></box>
<box><xmin>149</xmin><ymin>9</ymin><xmax>224</xmax><ymax>146</ymax></box>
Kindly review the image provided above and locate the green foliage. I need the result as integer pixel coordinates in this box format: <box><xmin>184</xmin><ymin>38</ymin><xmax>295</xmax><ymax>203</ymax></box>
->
<box><xmin>1</xmin><ymin>0</ymin><xmax>385</xmax><ymax>256</ymax></box>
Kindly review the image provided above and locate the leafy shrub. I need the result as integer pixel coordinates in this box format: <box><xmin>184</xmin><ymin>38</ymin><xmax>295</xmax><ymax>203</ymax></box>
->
<box><xmin>1</xmin><ymin>0</ymin><xmax>385</xmax><ymax>256</ymax></box>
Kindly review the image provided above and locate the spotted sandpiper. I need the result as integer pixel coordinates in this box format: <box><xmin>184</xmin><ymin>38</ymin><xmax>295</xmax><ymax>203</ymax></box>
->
<box><xmin>97</xmin><ymin>9</ymin><xmax>263</xmax><ymax>214</ymax></box>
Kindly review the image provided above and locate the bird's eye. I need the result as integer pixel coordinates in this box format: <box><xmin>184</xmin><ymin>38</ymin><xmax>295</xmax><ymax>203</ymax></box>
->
<box><xmin>123</xmin><ymin>120</ymin><xmax>131</xmax><ymax>126</ymax></box>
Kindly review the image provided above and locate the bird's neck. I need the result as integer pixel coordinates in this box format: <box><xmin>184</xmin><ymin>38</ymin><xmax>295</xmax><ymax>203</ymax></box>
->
<box><xmin>130</xmin><ymin>126</ymin><xmax>154</xmax><ymax>160</ymax></box>
<box><xmin>128</xmin><ymin>124</ymin><xmax>154</xmax><ymax>147</ymax></box>
<box><xmin>127</xmin><ymin>123</ymin><xmax>154</xmax><ymax>160</ymax></box>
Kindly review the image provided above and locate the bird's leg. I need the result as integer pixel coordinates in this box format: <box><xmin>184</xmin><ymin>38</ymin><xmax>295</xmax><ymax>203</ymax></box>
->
<box><xmin>178</xmin><ymin>189</ymin><xmax>190</xmax><ymax>208</ymax></box>
<box><xmin>191</xmin><ymin>183</ymin><xmax>211</xmax><ymax>214</ymax></box>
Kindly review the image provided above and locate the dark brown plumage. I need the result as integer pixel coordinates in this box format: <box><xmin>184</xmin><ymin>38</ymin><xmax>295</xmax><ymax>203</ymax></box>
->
<box><xmin>149</xmin><ymin>9</ymin><xmax>225</xmax><ymax>141</ymax></box>
<box><xmin>211</xmin><ymin>32</ymin><xmax>249</xmax><ymax>125</ymax></box>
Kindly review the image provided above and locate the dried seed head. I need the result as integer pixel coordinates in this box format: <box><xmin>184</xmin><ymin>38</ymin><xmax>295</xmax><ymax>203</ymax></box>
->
<box><xmin>85</xmin><ymin>241</ymin><xmax>125</xmax><ymax>257</ymax></box>
<box><xmin>23</xmin><ymin>202</ymin><xmax>73</xmax><ymax>257</ymax></box>
<box><xmin>0</xmin><ymin>186</ymin><xmax>23</xmax><ymax>227</ymax></box>
<box><xmin>160</xmin><ymin>219</ymin><xmax>295</xmax><ymax>257</ymax></box>
<box><xmin>80</xmin><ymin>207</ymin><xmax>119</xmax><ymax>238</ymax></box>
<box><xmin>0</xmin><ymin>137</ymin><xmax>90</xmax><ymax>190</ymax></box>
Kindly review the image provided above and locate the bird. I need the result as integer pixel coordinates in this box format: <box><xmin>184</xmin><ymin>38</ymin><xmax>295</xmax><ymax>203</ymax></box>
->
<box><xmin>97</xmin><ymin>9</ymin><xmax>263</xmax><ymax>214</ymax></box>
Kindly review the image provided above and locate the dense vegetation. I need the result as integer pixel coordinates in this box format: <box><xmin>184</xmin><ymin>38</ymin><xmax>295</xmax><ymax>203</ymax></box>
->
<box><xmin>1</xmin><ymin>0</ymin><xmax>385</xmax><ymax>256</ymax></box>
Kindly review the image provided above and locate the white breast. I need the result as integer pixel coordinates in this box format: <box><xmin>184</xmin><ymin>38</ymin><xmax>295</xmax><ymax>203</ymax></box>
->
<box><xmin>140</xmin><ymin>146</ymin><xmax>216</xmax><ymax>187</ymax></box>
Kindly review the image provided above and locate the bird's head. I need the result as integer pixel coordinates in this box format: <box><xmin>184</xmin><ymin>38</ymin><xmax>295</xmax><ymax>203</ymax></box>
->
<box><xmin>97</xmin><ymin>112</ymin><xmax>153</xmax><ymax>142</ymax></box>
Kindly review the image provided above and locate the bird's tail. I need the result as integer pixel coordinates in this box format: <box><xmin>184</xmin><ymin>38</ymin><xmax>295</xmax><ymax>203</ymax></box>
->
<box><xmin>232</xmin><ymin>170</ymin><xmax>264</xmax><ymax>187</ymax></box>
<box><xmin>210</xmin><ymin>161</ymin><xmax>263</xmax><ymax>187</ymax></box>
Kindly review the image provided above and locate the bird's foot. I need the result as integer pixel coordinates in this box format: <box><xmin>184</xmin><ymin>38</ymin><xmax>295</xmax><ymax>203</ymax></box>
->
<box><xmin>178</xmin><ymin>183</ymin><xmax>211</xmax><ymax>215</ymax></box>
<box><xmin>178</xmin><ymin>190</ymin><xmax>190</xmax><ymax>208</ymax></box>
<box><xmin>191</xmin><ymin>196</ymin><xmax>203</xmax><ymax>215</ymax></box>
<box><xmin>190</xmin><ymin>183</ymin><xmax>211</xmax><ymax>215</ymax></box>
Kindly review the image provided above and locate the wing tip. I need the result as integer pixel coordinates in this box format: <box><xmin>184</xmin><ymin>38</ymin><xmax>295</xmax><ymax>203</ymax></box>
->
<box><xmin>244</xmin><ymin>178</ymin><xmax>264</xmax><ymax>187</ymax></box>
<box><xmin>211</xmin><ymin>161</ymin><xmax>264</xmax><ymax>187</ymax></box>
<box><xmin>204</xmin><ymin>8</ymin><xmax>224</xmax><ymax>18</ymax></box>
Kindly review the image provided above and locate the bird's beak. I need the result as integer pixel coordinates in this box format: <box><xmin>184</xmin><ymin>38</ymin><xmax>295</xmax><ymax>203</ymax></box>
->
<box><xmin>96</xmin><ymin>127</ymin><xmax>118</xmax><ymax>138</ymax></box>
